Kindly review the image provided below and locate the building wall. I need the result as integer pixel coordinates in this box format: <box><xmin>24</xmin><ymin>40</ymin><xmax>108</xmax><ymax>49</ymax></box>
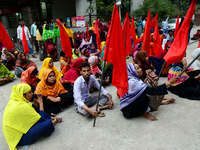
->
<box><xmin>51</xmin><ymin>0</ymin><xmax>76</xmax><ymax>22</ymax></box>
<box><xmin>130</xmin><ymin>0</ymin><xmax>143</xmax><ymax>11</ymax></box>
<box><xmin>195</xmin><ymin>4</ymin><xmax>200</xmax><ymax>25</ymax></box>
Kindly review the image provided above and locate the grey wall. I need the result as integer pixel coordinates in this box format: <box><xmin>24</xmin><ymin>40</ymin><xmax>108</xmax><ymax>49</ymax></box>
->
<box><xmin>52</xmin><ymin>0</ymin><xmax>76</xmax><ymax>22</ymax></box>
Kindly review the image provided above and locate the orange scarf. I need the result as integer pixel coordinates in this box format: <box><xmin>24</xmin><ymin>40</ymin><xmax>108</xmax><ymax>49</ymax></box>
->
<box><xmin>20</xmin><ymin>67</ymin><xmax>38</xmax><ymax>86</ymax></box>
<box><xmin>35</xmin><ymin>69</ymin><xmax>67</xmax><ymax>97</ymax></box>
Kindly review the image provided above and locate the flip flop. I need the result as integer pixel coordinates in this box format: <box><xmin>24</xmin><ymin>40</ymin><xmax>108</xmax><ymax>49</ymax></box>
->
<box><xmin>98</xmin><ymin>112</ymin><xmax>106</xmax><ymax>117</ymax></box>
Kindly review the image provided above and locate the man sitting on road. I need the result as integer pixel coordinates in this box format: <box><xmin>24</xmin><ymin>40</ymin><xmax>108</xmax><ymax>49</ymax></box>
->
<box><xmin>73</xmin><ymin>62</ymin><xmax>113</xmax><ymax>117</ymax></box>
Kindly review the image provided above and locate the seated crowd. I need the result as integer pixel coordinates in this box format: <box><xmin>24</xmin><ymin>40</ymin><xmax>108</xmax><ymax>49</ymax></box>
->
<box><xmin>2</xmin><ymin>18</ymin><xmax>200</xmax><ymax>150</ymax></box>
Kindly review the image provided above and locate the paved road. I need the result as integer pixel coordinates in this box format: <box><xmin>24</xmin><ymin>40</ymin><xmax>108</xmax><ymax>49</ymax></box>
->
<box><xmin>0</xmin><ymin>26</ymin><xmax>200</xmax><ymax>150</ymax></box>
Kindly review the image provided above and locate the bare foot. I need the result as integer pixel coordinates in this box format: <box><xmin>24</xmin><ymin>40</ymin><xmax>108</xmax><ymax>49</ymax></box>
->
<box><xmin>52</xmin><ymin>117</ymin><xmax>58</xmax><ymax>126</ymax></box>
<box><xmin>99</xmin><ymin>104</ymin><xmax>110</xmax><ymax>110</ymax></box>
<box><xmin>161</xmin><ymin>98</ymin><xmax>175</xmax><ymax>105</ymax></box>
<box><xmin>142</xmin><ymin>112</ymin><xmax>158</xmax><ymax>121</ymax></box>
<box><xmin>56</xmin><ymin>117</ymin><xmax>62</xmax><ymax>123</ymax></box>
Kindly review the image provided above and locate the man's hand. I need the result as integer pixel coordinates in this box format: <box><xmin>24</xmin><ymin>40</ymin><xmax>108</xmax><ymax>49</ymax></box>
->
<box><xmin>90</xmin><ymin>110</ymin><xmax>99</xmax><ymax>117</ymax></box>
<box><xmin>106</xmin><ymin>94</ymin><xmax>113</xmax><ymax>109</ymax></box>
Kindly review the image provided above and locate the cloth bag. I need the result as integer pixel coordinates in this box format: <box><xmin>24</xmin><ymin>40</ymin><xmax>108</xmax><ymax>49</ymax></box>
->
<box><xmin>146</xmin><ymin>69</ymin><xmax>158</xmax><ymax>87</ymax></box>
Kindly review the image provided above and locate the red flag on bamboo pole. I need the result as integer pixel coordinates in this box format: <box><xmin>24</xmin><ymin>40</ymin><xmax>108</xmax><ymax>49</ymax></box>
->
<box><xmin>94</xmin><ymin>19</ymin><xmax>101</xmax><ymax>50</ymax></box>
<box><xmin>122</xmin><ymin>13</ymin><xmax>132</xmax><ymax>56</ymax></box>
<box><xmin>86</xmin><ymin>22</ymin><xmax>90</xmax><ymax>40</ymax></box>
<box><xmin>0</xmin><ymin>22</ymin><xmax>14</xmax><ymax>50</ymax></box>
<box><xmin>142</xmin><ymin>9</ymin><xmax>151</xmax><ymax>58</ymax></box>
<box><xmin>56</xmin><ymin>19</ymin><xmax>72</xmax><ymax>59</ymax></box>
<box><xmin>151</xmin><ymin>12</ymin><xmax>158</xmax><ymax>28</ymax></box>
<box><xmin>174</xmin><ymin>14</ymin><xmax>180</xmax><ymax>38</ymax></box>
<box><xmin>130</xmin><ymin>15</ymin><xmax>137</xmax><ymax>53</ymax></box>
<box><xmin>22</xmin><ymin>25</ymin><xmax>29</xmax><ymax>55</ymax></box>
<box><xmin>103</xmin><ymin>4</ymin><xmax>128</xmax><ymax>98</ymax></box>
<box><xmin>164</xmin><ymin>0</ymin><xmax>197</xmax><ymax>66</ymax></box>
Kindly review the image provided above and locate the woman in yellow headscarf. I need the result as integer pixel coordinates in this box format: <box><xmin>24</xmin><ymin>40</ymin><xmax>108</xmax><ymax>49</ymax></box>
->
<box><xmin>35</xmin><ymin>69</ymin><xmax>73</xmax><ymax>114</ymax></box>
<box><xmin>2</xmin><ymin>83</ymin><xmax>58</xmax><ymax>150</ymax></box>
<box><xmin>39</xmin><ymin>57</ymin><xmax>62</xmax><ymax>82</ymax></box>
<box><xmin>63</xmin><ymin>22</ymin><xmax>74</xmax><ymax>48</ymax></box>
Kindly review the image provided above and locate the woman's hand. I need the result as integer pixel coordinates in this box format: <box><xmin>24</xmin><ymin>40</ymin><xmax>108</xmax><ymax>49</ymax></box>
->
<box><xmin>35</xmin><ymin>94</ymin><xmax>43</xmax><ymax>104</ymax></box>
<box><xmin>166</xmin><ymin>77</ymin><xmax>179</xmax><ymax>86</ymax></box>
<box><xmin>195</xmin><ymin>74</ymin><xmax>200</xmax><ymax>80</ymax></box>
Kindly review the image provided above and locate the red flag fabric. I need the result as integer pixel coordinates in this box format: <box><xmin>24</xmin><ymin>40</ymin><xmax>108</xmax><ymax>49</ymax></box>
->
<box><xmin>130</xmin><ymin>15</ymin><xmax>137</xmax><ymax>53</ymax></box>
<box><xmin>151</xmin><ymin>12</ymin><xmax>158</xmax><ymax>28</ymax></box>
<box><xmin>94</xmin><ymin>20</ymin><xmax>101</xmax><ymax>50</ymax></box>
<box><xmin>22</xmin><ymin>25</ymin><xmax>29</xmax><ymax>55</ymax></box>
<box><xmin>86</xmin><ymin>22</ymin><xmax>90</xmax><ymax>40</ymax></box>
<box><xmin>198</xmin><ymin>40</ymin><xmax>200</xmax><ymax>48</ymax></box>
<box><xmin>142</xmin><ymin>9</ymin><xmax>151</xmax><ymax>58</ymax></box>
<box><xmin>0</xmin><ymin>22</ymin><xmax>14</xmax><ymax>50</ymax></box>
<box><xmin>164</xmin><ymin>0</ymin><xmax>197</xmax><ymax>66</ymax></box>
<box><xmin>56</xmin><ymin>19</ymin><xmax>72</xmax><ymax>59</ymax></box>
<box><xmin>153</xmin><ymin>22</ymin><xmax>163</xmax><ymax>57</ymax></box>
<box><xmin>103</xmin><ymin>4</ymin><xmax>128</xmax><ymax>98</ymax></box>
<box><xmin>174</xmin><ymin>14</ymin><xmax>180</xmax><ymax>38</ymax></box>
<box><xmin>122</xmin><ymin>13</ymin><xmax>132</xmax><ymax>56</ymax></box>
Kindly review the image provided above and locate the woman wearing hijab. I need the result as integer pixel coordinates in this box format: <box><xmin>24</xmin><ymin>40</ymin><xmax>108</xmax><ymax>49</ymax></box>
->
<box><xmin>88</xmin><ymin>56</ymin><xmax>110</xmax><ymax>84</ymax></box>
<box><xmin>39</xmin><ymin>57</ymin><xmax>62</xmax><ymax>82</ymax></box>
<box><xmin>72</xmin><ymin>48</ymin><xmax>81</xmax><ymax>61</ymax></box>
<box><xmin>63</xmin><ymin>22</ymin><xmax>74</xmax><ymax>48</ymax></box>
<box><xmin>60</xmin><ymin>51</ymin><xmax>72</xmax><ymax>75</ymax></box>
<box><xmin>53</xmin><ymin>22</ymin><xmax>62</xmax><ymax>59</ymax></box>
<box><xmin>133</xmin><ymin>42</ymin><xmax>143</xmax><ymax>60</ymax></box>
<box><xmin>20</xmin><ymin>67</ymin><xmax>39</xmax><ymax>92</ymax></box>
<box><xmin>120</xmin><ymin>63</ymin><xmax>179</xmax><ymax>120</ymax></box>
<box><xmin>62</xmin><ymin>58</ymin><xmax>85</xmax><ymax>93</ymax></box>
<box><xmin>97</xmin><ymin>19</ymin><xmax>106</xmax><ymax>41</ymax></box>
<box><xmin>89</xmin><ymin>43</ymin><xmax>100</xmax><ymax>57</ymax></box>
<box><xmin>1</xmin><ymin>47</ymin><xmax>16</xmax><ymax>70</ymax></box>
<box><xmin>35</xmin><ymin>69</ymin><xmax>73</xmax><ymax>114</ymax></box>
<box><xmin>36</xmin><ymin>24</ymin><xmax>46</xmax><ymax>61</ymax></box>
<box><xmin>0</xmin><ymin>60</ymin><xmax>15</xmax><ymax>85</ymax></box>
<box><xmin>137</xmin><ymin>20</ymin><xmax>143</xmax><ymax>38</ymax></box>
<box><xmin>168</xmin><ymin>58</ymin><xmax>200</xmax><ymax>100</ymax></box>
<box><xmin>3</xmin><ymin>83</ymin><xmax>61</xmax><ymax>150</ymax></box>
<box><xmin>78</xmin><ymin>37</ymin><xmax>90</xmax><ymax>52</ymax></box>
<box><xmin>89</xmin><ymin>20</ymin><xmax>98</xmax><ymax>49</ymax></box>
<box><xmin>15</xmin><ymin>53</ymin><xmax>36</xmax><ymax>77</ymax></box>
<box><xmin>81</xmin><ymin>48</ymin><xmax>90</xmax><ymax>60</ymax></box>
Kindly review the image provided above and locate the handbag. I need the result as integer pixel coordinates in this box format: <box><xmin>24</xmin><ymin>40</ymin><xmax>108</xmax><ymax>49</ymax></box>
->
<box><xmin>146</xmin><ymin>69</ymin><xmax>158</xmax><ymax>87</ymax></box>
<box><xmin>146</xmin><ymin>78</ymin><xmax>164</xmax><ymax>111</ymax></box>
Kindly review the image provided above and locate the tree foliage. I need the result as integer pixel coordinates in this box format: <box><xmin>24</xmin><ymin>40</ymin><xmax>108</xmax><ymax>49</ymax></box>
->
<box><xmin>132</xmin><ymin>0</ymin><xmax>180</xmax><ymax>21</ymax></box>
<box><xmin>86</xmin><ymin>0</ymin><xmax>132</xmax><ymax>21</ymax></box>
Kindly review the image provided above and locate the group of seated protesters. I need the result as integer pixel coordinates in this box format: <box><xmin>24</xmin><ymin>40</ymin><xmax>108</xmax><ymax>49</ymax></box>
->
<box><xmin>2</xmin><ymin>24</ymin><xmax>200</xmax><ymax>149</ymax></box>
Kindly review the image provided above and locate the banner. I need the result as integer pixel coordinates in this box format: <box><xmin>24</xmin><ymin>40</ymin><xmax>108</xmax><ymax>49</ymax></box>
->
<box><xmin>71</xmin><ymin>17</ymin><xmax>76</xmax><ymax>27</ymax></box>
<box><xmin>76</xmin><ymin>16</ymin><xmax>85</xmax><ymax>27</ymax></box>
<box><xmin>66</xmin><ymin>17</ymin><xmax>71</xmax><ymax>27</ymax></box>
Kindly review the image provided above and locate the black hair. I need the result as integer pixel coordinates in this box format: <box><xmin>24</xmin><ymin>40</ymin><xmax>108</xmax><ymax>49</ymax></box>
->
<box><xmin>45</xmin><ymin>24</ymin><xmax>49</xmax><ymax>30</ymax></box>
<box><xmin>34</xmin><ymin>19</ymin><xmax>39</xmax><ymax>22</ymax></box>
<box><xmin>163</xmin><ymin>17</ymin><xmax>166</xmax><ymax>19</ymax></box>
<box><xmin>19</xmin><ymin>19</ymin><xmax>23</xmax><ymax>22</ymax></box>
<box><xmin>60</xmin><ymin>51</ymin><xmax>65</xmax><ymax>56</ymax></box>
<box><xmin>80</xmin><ymin>62</ymin><xmax>90</xmax><ymax>71</ymax></box>
<box><xmin>60</xmin><ymin>19</ymin><xmax>63</xmax><ymax>22</ymax></box>
<box><xmin>31</xmin><ymin>68</ymin><xmax>38</xmax><ymax>75</ymax></box>
<box><xmin>168</xmin><ymin>30</ymin><xmax>172</xmax><ymax>33</ymax></box>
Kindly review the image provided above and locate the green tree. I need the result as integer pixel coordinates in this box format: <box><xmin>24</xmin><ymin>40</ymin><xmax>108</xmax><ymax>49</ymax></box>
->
<box><xmin>86</xmin><ymin>0</ymin><xmax>132</xmax><ymax>23</ymax></box>
<box><xmin>132</xmin><ymin>0</ymin><xmax>180</xmax><ymax>21</ymax></box>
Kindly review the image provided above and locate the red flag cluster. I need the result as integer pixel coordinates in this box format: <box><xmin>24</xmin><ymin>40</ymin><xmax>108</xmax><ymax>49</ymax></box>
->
<box><xmin>103</xmin><ymin>4</ymin><xmax>128</xmax><ymax>98</ymax></box>
<box><xmin>56</xmin><ymin>19</ymin><xmax>72</xmax><ymax>59</ymax></box>
<box><xmin>164</xmin><ymin>0</ymin><xmax>197</xmax><ymax>66</ymax></box>
<box><xmin>0</xmin><ymin>22</ymin><xmax>14</xmax><ymax>51</ymax></box>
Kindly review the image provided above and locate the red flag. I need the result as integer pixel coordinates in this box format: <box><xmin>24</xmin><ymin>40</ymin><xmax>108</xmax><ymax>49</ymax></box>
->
<box><xmin>142</xmin><ymin>9</ymin><xmax>151</xmax><ymax>58</ymax></box>
<box><xmin>174</xmin><ymin>14</ymin><xmax>180</xmax><ymax>38</ymax></box>
<box><xmin>122</xmin><ymin>13</ymin><xmax>132</xmax><ymax>56</ymax></box>
<box><xmin>164</xmin><ymin>0</ymin><xmax>197</xmax><ymax>66</ymax></box>
<box><xmin>22</xmin><ymin>25</ymin><xmax>29</xmax><ymax>55</ymax></box>
<box><xmin>153</xmin><ymin>23</ymin><xmax>162</xmax><ymax>57</ymax></box>
<box><xmin>86</xmin><ymin>22</ymin><xmax>90</xmax><ymax>40</ymax></box>
<box><xmin>0</xmin><ymin>22</ymin><xmax>14</xmax><ymax>50</ymax></box>
<box><xmin>94</xmin><ymin>19</ymin><xmax>101</xmax><ymax>50</ymax></box>
<box><xmin>130</xmin><ymin>15</ymin><xmax>137</xmax><ymax>53</ymax></box>
<box><xmin>56</xmin><ymin>19</ymin><xmax>72</xmax><ymax>59</ymax></box>
<box><xmin>198</xmin><ymin>40</ymin><xmax>200</xmax><ymax>48</ymax></box>
<box><xmin>151</xmin><ymin>13</ymin><xmax>158</xmax><ymax>28</ymax></box>
<box><xmin>103</xmin><ymin>4</ymin><xmax>128</xmax><ymax>98</ymax></box>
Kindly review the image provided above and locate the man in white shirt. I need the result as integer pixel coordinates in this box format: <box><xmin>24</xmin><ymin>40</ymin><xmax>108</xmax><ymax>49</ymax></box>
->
<box><xmin>73</xmin><ymin>62</ymin><xmax>113</xmax><ymax>117</ymax></box>
<box><xmin>143</xmin><ymin>17</ymin><xmax>147</xmax><ymax>28</ymax></box>
<box><xmin>17</xmin><ymin>19</ymin><xmax>37</xmax><ymax>58</ymax></box>
<box><xmin>31</xmin><ymin>19</ymin><xmax>39</xmax><ymax>54</ymax></box>
<box><xmin>162</xmin><ymin>13</ymin><xmax>170</xmax><ymax>34</ymax></box>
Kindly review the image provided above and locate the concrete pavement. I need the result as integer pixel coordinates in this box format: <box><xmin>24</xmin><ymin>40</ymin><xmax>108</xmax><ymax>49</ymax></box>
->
<box><xmin>0</xmin><ymin>26</ymin><xmax>200</xmax><ymax>150</ymax></box>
